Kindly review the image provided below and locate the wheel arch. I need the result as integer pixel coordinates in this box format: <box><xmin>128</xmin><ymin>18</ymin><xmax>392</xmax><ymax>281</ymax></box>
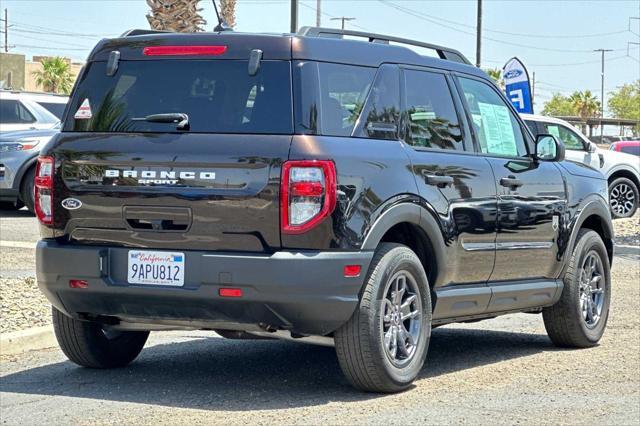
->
<box><xmin>361</xmin><ymin>200</ymin><xmax>446</xmax><ymax>288</ymax></box>
<box><xmin>13</xmin><ymin>154</ymin><xmax>38</xmax><ymax>192</ymax></box>
<box><xmin>566</xmin><ymin>200</ymin><xmax>614</xmax><ymax>269</ymax></box>
<box><xmin>607</xmin><ymin>167</ymin><xmax>639</xmax><ymax>190</ymax></box>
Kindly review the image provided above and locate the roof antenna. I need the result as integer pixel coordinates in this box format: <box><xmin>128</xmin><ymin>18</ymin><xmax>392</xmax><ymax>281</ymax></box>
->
<box><xmin>212</xmin><ymin>0</ymin><xmax>231</xmax><ymax>32</ymax></box>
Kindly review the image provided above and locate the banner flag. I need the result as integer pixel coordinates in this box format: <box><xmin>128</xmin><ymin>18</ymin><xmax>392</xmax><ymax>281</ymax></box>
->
<box><xmin>503</xmin><ymin>57</ymin><xmax>533</xmax><ymax>114</ymax></box>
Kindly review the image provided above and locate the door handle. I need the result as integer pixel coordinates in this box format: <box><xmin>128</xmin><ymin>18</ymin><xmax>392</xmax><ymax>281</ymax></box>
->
<box><xmin>500</xmin><ymin>176</ymin><xmax>524</xmax><ymax>189</ymax></box>
<box><xmin>424</xmin><ymin>174</ymin><xmax>454</xmax><ymax>188</ymax></box>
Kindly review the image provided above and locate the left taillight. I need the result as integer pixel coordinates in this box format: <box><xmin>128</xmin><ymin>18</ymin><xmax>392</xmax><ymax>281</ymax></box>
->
<box><xmin>35</xmin><ymin>156</ymin><xmax>54</xmax><ymax>225</ymax></box>
<box><xmin>281</xmin><ymin>160</ymin><xmax>337</xmax><ymax>234</ymax></box>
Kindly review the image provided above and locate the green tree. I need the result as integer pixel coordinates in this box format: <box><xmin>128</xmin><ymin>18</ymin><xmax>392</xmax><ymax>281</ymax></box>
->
<box><xmin>31</xmin><ymin>57</ymin><xmax>74</xmax><ymax>94</ymax></box>
<box><xmin>484</xmin><ymin>68</ymin><xmax>504</xmax><ymax>90</ymax></box>
<box><xmin>542</xmin><ymin>93</ymin><xmax>576</xmax><ymax>116</ymax></box>
<box><xmin>569</xmin><ymin>90</ymin><xmax>600</xmax><ymax>119</ymax></box>
<box><xmin>608</xmin><ymin>81</ymin><xmax>640</xmax><ymax>120</ymax></box>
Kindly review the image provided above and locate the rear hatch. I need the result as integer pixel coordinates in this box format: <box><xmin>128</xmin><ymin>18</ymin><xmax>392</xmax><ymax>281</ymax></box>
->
<box><xmin>42</xmin><ymin>34</ymin><xmax>293</xmax><ymax>252</ymax></box>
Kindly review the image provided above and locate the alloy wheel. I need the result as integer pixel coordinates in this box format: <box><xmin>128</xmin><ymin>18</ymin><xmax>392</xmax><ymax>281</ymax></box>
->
<box><xmin>578</xmin><ymin>251</ymin><xmax>606</xmax><ymax>328</ymax></box>
<box><xmin>610</xmin><ymin>183</ymin><xmax>636</xmax><ymax>217</ymax></box>
<box><xmin>380</xmin><ymin>271</ymin><xmax>422</xmax><ymax>367</ymax></box>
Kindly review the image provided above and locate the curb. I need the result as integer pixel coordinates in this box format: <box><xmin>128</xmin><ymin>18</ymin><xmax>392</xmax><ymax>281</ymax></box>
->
<box><xmin>615</xmin><ymin>244</ymin><xmax>640</xmax><ymax>256</ymax></box>
<box><xmin>0</xmin><ymin>325</ymin><xmax>57</xmax><ymax>356</ymax></box>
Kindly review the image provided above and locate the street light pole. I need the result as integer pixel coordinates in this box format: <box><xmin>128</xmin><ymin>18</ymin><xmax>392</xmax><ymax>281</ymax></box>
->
<box><xmin>594</xmin><ymin>48</ymin><xmax>613</xmax><ymax>141</ymax></box>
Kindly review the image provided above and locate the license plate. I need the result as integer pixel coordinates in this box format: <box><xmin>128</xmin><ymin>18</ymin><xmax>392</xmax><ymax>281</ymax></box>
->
<box><xmin>127</xmin><ymin>250</ymin><xmax>185</xmax><ymax>286</ymax></box>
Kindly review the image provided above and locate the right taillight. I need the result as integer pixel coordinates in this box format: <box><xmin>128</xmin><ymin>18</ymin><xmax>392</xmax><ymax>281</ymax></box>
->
<box><xmin>35</xmin><ymin>156</ymin><xmax>54</xmax><ymax>225</ymax></box>
<box><xmin>281</xmin><ymin>160</ymin><xmax>336</xmax><ymax>234</ymax></box>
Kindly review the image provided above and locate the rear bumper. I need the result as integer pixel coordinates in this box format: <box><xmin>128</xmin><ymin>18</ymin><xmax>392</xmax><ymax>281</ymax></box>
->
<box><xmin>36</xmin><ymin>240</ymin><xmax>373</xmax><ymax>335</ymax></box>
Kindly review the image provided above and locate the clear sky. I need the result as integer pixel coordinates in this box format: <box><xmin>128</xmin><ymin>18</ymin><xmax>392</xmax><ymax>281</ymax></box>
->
<box><xmin>2</xmin><ymin>0</ymin><xmax>639</xmax><ymax>114</ymax></box>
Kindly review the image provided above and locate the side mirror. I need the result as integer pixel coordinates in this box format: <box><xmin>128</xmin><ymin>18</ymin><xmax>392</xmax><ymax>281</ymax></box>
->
<box><xmin>587</xmin><ymin>141</ymin><xmax>598</xmax><ymax>153</ymax></box>
<box><xmin>535</xmin><ymin>134</ymin><xmax>565</xmax><ymax>162</ymax></box>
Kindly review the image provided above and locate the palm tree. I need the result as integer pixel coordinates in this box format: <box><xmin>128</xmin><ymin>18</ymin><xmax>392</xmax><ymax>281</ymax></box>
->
<box><xmin>484</xmin><ymin>68</ymin><xmax>505</xmax><ymax>90</ymax></box>
<box><xmin>570</xmin><ymin>90</ymin><xmax>601</xmax><ymax>119</ymax></box>
<box><xmin>31</xmin><ymin>57</ymin><xmax>74</xmax><ymax>94</ymax></box>
<box><xmin>146</xmin><ymin>0</ymin><xmax>206</xmax><ymax>32</ymax></box>
<box><xmin>220</xmin><ymin>0</ymin><xmax>237</xmax><ymax>28</ymax></box>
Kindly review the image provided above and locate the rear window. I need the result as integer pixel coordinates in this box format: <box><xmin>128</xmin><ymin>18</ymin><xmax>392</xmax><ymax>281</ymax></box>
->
<box><xmin>64</xmin><ymin>60</ymin><xmax>293</xmax><ymax>134</ymax></box>
<box><xmin>37</xmin><ymin>102</ymin><xmax>67</xmax><ymax>119</ymax></box>
<box><xmin>620</xmin><ymin>145</ymin><xmax>640</xmax><ymax>156</ymax></box>
<box><xmin>0</xmin><ymin>99</ymin><xmax>36</xmax><ymax>124</ymax></box>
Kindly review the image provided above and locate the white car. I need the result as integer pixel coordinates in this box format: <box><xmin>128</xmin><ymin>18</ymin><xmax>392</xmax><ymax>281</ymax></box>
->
<box><xmin>522</xmin><ymin>114</ymin><xmax>640</xmax><ymax>219</ymax></box>
<box><xmin>0</xmin><ymin>91</ymin><xmax>65</xmax><ymax>133</ymax></box>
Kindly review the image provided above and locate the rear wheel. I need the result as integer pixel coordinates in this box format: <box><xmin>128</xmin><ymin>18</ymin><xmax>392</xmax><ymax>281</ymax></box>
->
<box><xmin>19</xmin><ymin>166</ymin><xmax>36</xmax><ymax>214</ymax></box>
<box><xmin>608</xmin><ymin>177</ymin><xmax>638</xmax><ymax>219</ymax></box>
<box><xmin>543</xmin><ymin>229</ymin><xmax>611</xmax><ymax>348</ymax></box>
<box><xmin>334</xmin><ymin>243</ymin><xmax>431</xmax><ymax>393</ymax></box>
<box><xmin>52</xmin><ymin>307</ymin><xmax>149</xmax><ymax>368</ymax></box>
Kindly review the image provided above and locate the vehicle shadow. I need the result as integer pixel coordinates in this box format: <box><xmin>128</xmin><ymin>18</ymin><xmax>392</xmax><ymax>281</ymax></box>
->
<box><xmin>0</xmin><ymin>327</ymin><xmax>561</xmax><ymax>410</ymax></box>
<box><xmin>0</xmin><ymin>208</ymin><xmax>34</xmax><ymax>218</ymax></box>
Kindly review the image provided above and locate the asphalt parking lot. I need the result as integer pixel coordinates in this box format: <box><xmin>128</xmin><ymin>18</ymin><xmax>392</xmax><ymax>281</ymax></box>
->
<box><xmin>1</xmin><ymin>211</ymin><xmax>639</xmax><ymax>425</ymax></box>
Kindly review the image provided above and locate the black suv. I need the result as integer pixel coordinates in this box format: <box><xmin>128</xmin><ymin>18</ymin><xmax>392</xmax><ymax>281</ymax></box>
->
<box><xmin>36</xmin><ymin>27</ymin><xmax>614</xmax><ymax>393</ymax></box>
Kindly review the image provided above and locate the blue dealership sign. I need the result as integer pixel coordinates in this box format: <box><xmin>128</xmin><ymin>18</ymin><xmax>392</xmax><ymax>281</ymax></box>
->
<box><xmin>503</xmin><ymin>57</ymin><xmax>533</xmax><ymax>114</ymax></box>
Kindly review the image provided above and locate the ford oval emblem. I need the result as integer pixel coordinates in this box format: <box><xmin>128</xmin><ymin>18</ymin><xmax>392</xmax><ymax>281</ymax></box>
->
<box><xmin>504</xmin><ymin>69</ymin><xmax>523</xmax><ymax>79</ymax></box>
<box><xmin>61</xmin><ymin>198</ymin><xmax>82</xmax><ymax>210</ymax></box>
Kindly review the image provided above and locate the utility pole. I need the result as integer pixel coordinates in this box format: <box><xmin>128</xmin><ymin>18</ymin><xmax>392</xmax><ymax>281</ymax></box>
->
<box><xmin>475</xmin><ymin>0</ymin><xmax>482</xmax><ymax>67</ymax></box>
<box><xmin>532</xmin><ymin>71</ymin><xmax>536</xmax><ymax>106</ymax></box>
<box><xmin>331</xmin><ymin>17</ymin><xmax>355</xmax><ymax>30</ymax></box>
<box><xmin>3</xmin><ymin>8</ymin><xmax>7</xmax><ymax>53</ymax></box>
<box><xmin>290</xmin><ymin>0</ymin><xmax>298</xmax><ymax>33</ymax></box>
<box><xmin>316</xmin><ymin>0</ymin><xmax>321</xmax><ymax>27</ymax></box>
<box><xmin>594</xmin><ymin>48</ymin><xmax>613</xmax><ymax>141</ymax></box>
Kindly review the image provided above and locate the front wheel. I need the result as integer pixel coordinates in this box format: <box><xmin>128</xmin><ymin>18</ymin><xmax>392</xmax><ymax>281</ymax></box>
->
<box><xmin>52</xmin><ymin>307</ymin><xmax>149</xmax><ymax>368</ymax></box>
<box><xmin>608</xmin><ymin>177</ymin><xmax>638</xmax><ymax>219</ymax></box>
<box><xmin>543</xmin><ymin>229</ymin><xmax>611</xmax><ymax>348</ymax></box>
<box><xmin>334</xmin><ymin>243</ymin><xmax>432</xmax><ymax>393</ymax></box>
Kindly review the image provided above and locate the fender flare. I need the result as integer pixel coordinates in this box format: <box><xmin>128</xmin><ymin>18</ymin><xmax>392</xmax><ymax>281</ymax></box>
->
<box><xmin>564</xmin><ymin>197</ymin><xmax>614</xmax><ymax>270</ymax></box>
<box><xmin>361</xmin><ymin>201</ymin><xmax>447</xmax><ymax>283</ymax></box>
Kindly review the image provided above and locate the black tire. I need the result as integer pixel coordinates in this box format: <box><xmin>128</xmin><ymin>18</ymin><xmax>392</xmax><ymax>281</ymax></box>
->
<box><xmin>543</xmin><ymin>229</ymin><xmax>611</xmax><ymax>348</ymax></box>
<box><xmin>52</xmin><ymin>307</ymin><xmax>149</xmax><ymax>368</ymax></box>
<box><xmin>19</xmin><ymin>166</ymin><xmax>36</xmax><ymax>214</ymax></box>
<box><xmin>334</xmin><ymin>243</ymin><xmax>432</xmax><ymax>393</ymax></box>
<box><xmin>608</xmin><ymin>177</ymin><xmax>638</xmax><ymax>219</ymax></box>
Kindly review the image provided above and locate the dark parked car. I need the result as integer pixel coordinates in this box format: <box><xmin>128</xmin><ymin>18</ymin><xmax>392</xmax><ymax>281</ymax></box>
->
<box><xmin>36</xmin><ymin>27</ymin><xmax>614</xmax><ymax>393</ymax></box>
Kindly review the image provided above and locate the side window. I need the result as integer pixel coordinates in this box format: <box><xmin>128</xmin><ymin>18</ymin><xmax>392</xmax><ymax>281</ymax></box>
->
<box><xmin>403</xmin><ymin>69</ymin><xmax>464</xmax><ymax>150</ymax></box>
<box><xmin>317</xmin><ymin>62</ymin><xmax>375</xmax><ymax>137</ymax></box>
<box><xmin>355</xmin><ymin>65</ymin><xmax>401</xmax><ymax>140</ymax></box>
<box><xmin>459</xmin><ymin>77</ymin><xmax>528</xmax><ymax>157</ymax></box>
<box><xmin>0</xmin><ymin>100</ymin><xmax>36</xmax><ymax>124</ymax></box>
<box><xmin>543</xmin><ymin>123</ymin><xmax>584</xmax><ymax>151</ymax></box>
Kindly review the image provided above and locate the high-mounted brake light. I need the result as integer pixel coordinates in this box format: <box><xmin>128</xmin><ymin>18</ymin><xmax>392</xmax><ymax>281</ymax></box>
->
<box><xmin>142</xmin><ymin>45</ymin><xmax>227</xmax><ymax>56</ymax></box>
<box><xmin>35</xmin><ymin>156</ymin><xmax>54</xmax><ymax>225</ymax></box>
<box><xmin>281</xmin><ymin>160</ymin><xmax>337</xmax><ymax>234</ymax></box>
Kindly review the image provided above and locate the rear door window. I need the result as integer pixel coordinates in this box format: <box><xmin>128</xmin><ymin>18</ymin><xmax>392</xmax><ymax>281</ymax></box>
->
<box><xmin>403</xmin><ymin>69</ymin><xmax>463</xmax><ymax>150</ymax></box>
<box><xmin>37</xmin><ymin>102</ymin><xmax>67</xmax><ymax>119</ymax></box>
<box><xmin>65</xmin><ymin>60</ymin><xmax>293</xmax><ymax>134</ymax></box>
<box><xmin>0</xmin><ymin>100</ymin><xmax>36</xmax><ymax>124</ymax></box>
<box><xmin>620</xmin><ymin>145</ymin><xmax>640</xmax><ymax>156</ymax></box>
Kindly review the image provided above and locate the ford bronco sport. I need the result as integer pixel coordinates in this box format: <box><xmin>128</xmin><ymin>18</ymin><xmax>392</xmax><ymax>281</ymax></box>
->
<box><xmin>36</xmin><ymin>27</ymin><xmax>614</xmax><ymax>393</ymax></box>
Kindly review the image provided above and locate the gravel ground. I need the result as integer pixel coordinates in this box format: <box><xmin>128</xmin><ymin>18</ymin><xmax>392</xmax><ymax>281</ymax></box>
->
<box><xmin>613</xmin><ymin>212</ymin><xmax>640</xmax><ymax>246</ymax></box>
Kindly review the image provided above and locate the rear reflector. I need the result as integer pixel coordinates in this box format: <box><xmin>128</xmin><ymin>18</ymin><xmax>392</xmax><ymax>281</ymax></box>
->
<box><xmin>143</xmin><ymin>45</ymin><xmax>227</xmax><ymax>56</ymax></box>
<box><xmin>343</xmin><ymin>265</ymin><xmax>362</xmax><ymax>277</ymax></box>
<box><xmin>69</xmin><ymin>279</ymin><xmax>88</xmax><ymax>289</ymax></box>
<box><xmin>219</xmin><ymin>288</ymin><xmax>243</xmax><ymax>298</ymax></box>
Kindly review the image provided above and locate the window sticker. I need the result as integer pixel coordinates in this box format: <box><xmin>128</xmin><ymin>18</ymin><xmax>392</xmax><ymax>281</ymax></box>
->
<box><xmin>477</xmin><ymin>102</ymin><xmax>517</xmax><ymax>156</ymax></box>
<box><xmin>74</xmin><ymin>98</ymin><xmax>92</xmax><ymax>119</ymax></box>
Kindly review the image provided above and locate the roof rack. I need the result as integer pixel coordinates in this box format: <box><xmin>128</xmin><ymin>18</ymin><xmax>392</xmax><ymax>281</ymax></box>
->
<box><xmin>297</xmin><ymin>26</ymin><xmax>471</xmax><ymax>65</ymax></box>
<box><xmin>120</xmin><ymin>29</ymin><xmax>172</xmax><ymax>37</ymax></box>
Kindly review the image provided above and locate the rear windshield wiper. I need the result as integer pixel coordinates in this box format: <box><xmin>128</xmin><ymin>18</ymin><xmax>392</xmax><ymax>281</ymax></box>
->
<box><xmin>132</xmin><ymin>113</ymin><xmax>189</xmax><ymax>130</ymax></box>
